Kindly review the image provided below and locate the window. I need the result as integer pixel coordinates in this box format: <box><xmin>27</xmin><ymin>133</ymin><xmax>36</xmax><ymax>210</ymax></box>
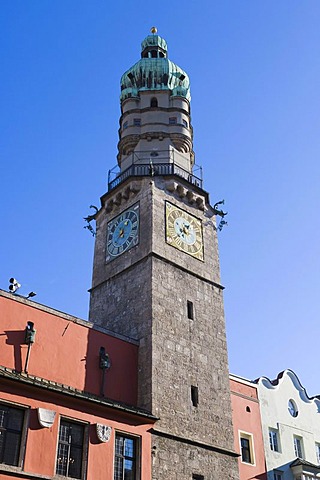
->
<box><xmin>123</xmin><ymin>121</ymin><xmax>128</xmax><ymax>130</ymax></box>
<box><xmin>240</xmin><ymin>432</ymin><xmax>254</xmax><ymax>464</ymax></box>
<box><xmin>193</xmin><ymin>475</ymin><xmax>204</xmax><ymax>480</ymax></box>
<box><xmin>114</xmin><ymin>434</ymin><xmax>138</xmax><ymax>480</ymax></box>
<box><xmin>316</xmin><ymin>443</ymin><xmax>320</xmax><ymax>463</ymax></box>
<box><xmin>182</xmin><ymin>119</ymin><xmax>188</xmax><ymax>127</ymax></box>
<box><xmin>273</xmin><ymin>471</ymin><xmax>283</xmax><ymax>480</ymax></box>
<box><xmin>133</xmin><ymin>118</ymin><xmax>141</xmax><ymax>126</ymax></box>
<box><xmin>56</xmin><ymin>420</ymin><xmax>84</xmax><ymax>479</ymax></box>
<box><xmin>169</xmin><ymin>117</ymin><xmax>177</xmax><ymax>125</ymax></box>
<box><xmin>288</xmin><ymin>399</ymin><xmax>298</xmax><ymax>417</ymax></box>
<box><xmin>293</xmin><ymin>435</ymin><xmax>304</xmax><ymax>459</ymax></box>
<box><xmin>187</xmin><ymin>301</ymin><xmax>194</xmax><ymax>320</ymax></box>
<box><xmin>191</xmin><ymin>386</ymin><xmax>199</xmax><ymax>407</ymax></box>
<box><xmin>269</xmin><ymin>428</ymin><xmax>280</xmax><ymax>452</ymax></box>
<box><xmin>150</xmin><ymin>97</ymin><xmax>158</xmax><ymax>107</ymax></box>
<box><xmin>0</xmin><ymin>403</ymin><xmax>25</xmax><ymax>466</ymax></box>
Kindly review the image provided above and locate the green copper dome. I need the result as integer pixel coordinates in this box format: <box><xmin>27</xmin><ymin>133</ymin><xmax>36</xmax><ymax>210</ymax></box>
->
<box><xmin>120</xmin><ymin>33</ymin><xmax>191</xmax><ymax>102</ymax></box>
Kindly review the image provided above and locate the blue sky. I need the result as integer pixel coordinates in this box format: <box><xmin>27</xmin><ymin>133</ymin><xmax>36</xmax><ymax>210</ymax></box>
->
<box><xmin>1</xmin><ymin>1</ymin><xmax>320</xmax><ymax>395</ymax></box>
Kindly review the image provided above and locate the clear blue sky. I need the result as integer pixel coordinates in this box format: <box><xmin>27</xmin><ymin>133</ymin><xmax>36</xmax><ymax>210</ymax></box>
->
<box><xmin>1</xmin><ymin>1</ymin><xmax>320</xmax><ymax>395</ymax></box>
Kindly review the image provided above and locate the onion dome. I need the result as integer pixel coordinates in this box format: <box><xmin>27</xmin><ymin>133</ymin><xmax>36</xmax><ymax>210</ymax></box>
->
<box><xmin>120</xmin><ymin>31</ymin><xmax>191</xmax><ymax>102</ymax></box>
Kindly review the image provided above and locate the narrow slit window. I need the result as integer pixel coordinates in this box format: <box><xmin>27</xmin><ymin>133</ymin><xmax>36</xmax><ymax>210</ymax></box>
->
<box><xmin>191</xmin><ymin>386</ymin><xmax>199</xmax><ymax>407</ymax></box>
<box><xmin>169</xmin><ymin>117</ymin><xmax>177</xmax><ymax>125</ymax></box>
<box><xmin>193</xmin><ymin>475</ymin><xmax>204</xmax><ymax>480</ymax></box>
<box><xmin>187</xmin><ymin>301</ymin><xmax>194</xmax><ymax>320</ymax></box>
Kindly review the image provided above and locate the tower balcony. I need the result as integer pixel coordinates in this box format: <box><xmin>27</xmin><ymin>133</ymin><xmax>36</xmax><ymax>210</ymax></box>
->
<box><xmin>107</xmin><ymin>150</ymin><xmax>202</xmax><ymax>192</ymax></box>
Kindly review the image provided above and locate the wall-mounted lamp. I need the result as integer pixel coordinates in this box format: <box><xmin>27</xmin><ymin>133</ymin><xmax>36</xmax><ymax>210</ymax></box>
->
<box><xmin>99</xmin><ymin>347</ymin><xmax>111</xmax><ymax>397</ymax></box>
<box><xmin>24</xmin><ymin>321</ymin><xmax>36</xmax><ymax>373</ymax></box>
<box><xmin>27</xmin><ymin>292</ymin><xmax>37</xmax><ymax>299</ymax></box>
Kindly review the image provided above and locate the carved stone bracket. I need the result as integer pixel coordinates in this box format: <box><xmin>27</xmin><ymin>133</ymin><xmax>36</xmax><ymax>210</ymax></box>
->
<box><xmin>105</xmin><ymin>182</ymin><xmax>141</xmax><ymax>213</ymax></box>
<box><xmin>165</xmin><ymin>180</ymin><xmax>204</xmax><ymax>210</ymax></box>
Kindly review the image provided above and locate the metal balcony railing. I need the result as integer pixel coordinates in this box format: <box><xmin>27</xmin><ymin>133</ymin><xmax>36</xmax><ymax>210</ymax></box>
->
<box><xmin>108</xmin><ymin>151</ymin><xmax>203</xmax><ymax>191</ymax></box>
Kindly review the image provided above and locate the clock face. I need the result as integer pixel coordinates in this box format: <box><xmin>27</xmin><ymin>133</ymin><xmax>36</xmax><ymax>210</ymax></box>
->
<box><xmin>165</xmin><ymin>202</ymin><xmax>204</xmax><ymax>261</ymax></box>
<box><xmin>106</xmin><ymin>204</ymin><xmax>139</xmax><ymax>261</ymax></box>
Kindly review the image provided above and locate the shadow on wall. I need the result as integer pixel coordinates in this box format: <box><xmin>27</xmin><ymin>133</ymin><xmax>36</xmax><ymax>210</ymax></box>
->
<box><xmin>83</xmin><ymin>328</ymin><xmax>138</xmax><ymax>407</ymax></box>
<box><xmin>4</xmin><ymin>329</ymin><xmax>26</xmax><ymax>373</ymax></box>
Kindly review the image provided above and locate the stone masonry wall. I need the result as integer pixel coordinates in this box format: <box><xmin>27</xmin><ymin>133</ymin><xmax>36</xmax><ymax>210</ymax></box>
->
<box><xmin>89</xmin><ymin>176</ymin><xmax>238</xmax><ymax>478</ymax></box>
<box><xmin>152</xmin><ymin>435</ymin><xmax>239</xmax><ymax>480</ymax></box>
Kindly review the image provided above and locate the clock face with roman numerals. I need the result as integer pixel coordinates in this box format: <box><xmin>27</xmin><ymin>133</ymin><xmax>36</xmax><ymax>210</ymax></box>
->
<box><xmin>106</xmin><ymin>203</ymin><xmax>139</xmax><ymax>262</ymax></box>
<box><xmin>165</xmin><ymin>202</ymin><xmax>204</xmax><ymax>261</ymax></box>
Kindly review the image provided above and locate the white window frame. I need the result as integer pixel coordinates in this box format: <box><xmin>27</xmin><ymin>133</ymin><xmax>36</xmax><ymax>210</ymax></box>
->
<box><xmin>315</xmin><ymin>442</ymin><xmax>320</xmax><ymax>463</ymax></box>
<box><xmin>293</xmin><ymin>435</ymin><xmax>304</xmax><ymax>459</ymax></box>
<box><xmin>239</xmin><ymin>430</ymin><xmax>255</xmax><ymax>466</ymax></box>
<box><xmin>269</xmin><ymin>428</ymin><xmax>280</xmax><ymax>452</ymax></box>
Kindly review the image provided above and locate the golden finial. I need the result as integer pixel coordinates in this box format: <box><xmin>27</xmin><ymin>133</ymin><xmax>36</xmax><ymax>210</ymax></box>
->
<box><xmin>150</xmin><ymin>26</ymin><xmax>157</xmax><ymax>34</ymax></box>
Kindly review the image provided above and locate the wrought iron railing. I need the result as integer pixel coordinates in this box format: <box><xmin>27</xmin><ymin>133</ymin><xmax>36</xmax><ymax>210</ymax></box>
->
<box><xmin>108</xmin><ymin>152</ymin><xmax>202</xmax><ymax>191</ymax></box>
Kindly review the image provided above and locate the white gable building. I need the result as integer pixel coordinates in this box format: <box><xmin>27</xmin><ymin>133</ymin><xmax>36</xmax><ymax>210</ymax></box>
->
<box><xmin>256</xmin><ymin>370</ymin><xmax>320</xmax><ymax>480</ymax></box>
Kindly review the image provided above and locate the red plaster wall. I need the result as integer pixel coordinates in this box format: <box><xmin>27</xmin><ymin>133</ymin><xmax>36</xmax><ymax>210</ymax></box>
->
<box><xmin>0</xmin><ymin>295</ymin><xmax>138</xmax><ymax>405</ymax></box>
<box><xmin>230</xmin><ymin>378</ymin><xmax>267</xmax><ymax>480</ymax></box>
<box><xmin>0</xmin><ymin>384</ymin><xmax>152</xmax><ymax>479</ymax></box>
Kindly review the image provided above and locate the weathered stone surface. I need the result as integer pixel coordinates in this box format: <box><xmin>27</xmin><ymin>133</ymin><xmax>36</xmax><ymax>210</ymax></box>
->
<box><xmin>89</xmin><ymin>176</ymin><xmax>239</xmax><ymax>479</ymax></box>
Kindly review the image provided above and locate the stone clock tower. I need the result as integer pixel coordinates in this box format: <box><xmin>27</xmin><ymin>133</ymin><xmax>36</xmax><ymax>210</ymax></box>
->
<box><xmin>89</xmin><ymin>30</ymin><xmax>239</xmax><ymax>480</ymax></box>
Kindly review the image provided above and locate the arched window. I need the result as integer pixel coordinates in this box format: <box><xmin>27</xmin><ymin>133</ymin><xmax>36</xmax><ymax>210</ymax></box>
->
<box><xmin>150</xmin><ymin>97</ymin><xmax>158</xmax><ymax>108</ymax></box>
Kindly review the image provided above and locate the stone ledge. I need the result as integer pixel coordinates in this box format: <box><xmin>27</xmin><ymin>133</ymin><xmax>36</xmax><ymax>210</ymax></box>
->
<box><xmin>151</xmin><ymin>428</ymin><xmax>239</xmax><ymax>458</ymax></box>
<box><xmin>0</xmin><ymin>464</ymin><xmax>51</xmax><ymax>479</ymax></box>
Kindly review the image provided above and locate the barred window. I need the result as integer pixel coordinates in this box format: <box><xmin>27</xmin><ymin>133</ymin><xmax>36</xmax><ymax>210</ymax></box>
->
<box><xmin>56</xmin><ymin>420</ymin><xmax>84</xmax><ymax>479</ymax></box>
<box><xmin>0</xmin><ymin>404</ymin><xmax>24</xmax><ymax>466</ymax></box>
<box><xmin>114</xmin><ymin>434</ymin><xmax>138</xmax><ymax>480</ymax></box>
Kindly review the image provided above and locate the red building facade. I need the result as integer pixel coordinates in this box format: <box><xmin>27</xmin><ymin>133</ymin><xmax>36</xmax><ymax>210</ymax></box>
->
<box><xmin>230</xmin><ymin>374</ymin><xmax>267</xmax><ymax>480</ymax></box>
<box><xmin>0</xmin><ymin>290</ymin><xmax>156</xmax><ymax>479</ymax></box>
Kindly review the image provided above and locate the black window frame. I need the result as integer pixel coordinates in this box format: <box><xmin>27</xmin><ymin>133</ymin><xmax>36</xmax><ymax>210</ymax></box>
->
<box><xmin>187</xmin><ymin>300</ymin><xmax>194</xmax><ymax>320</ymax></box>
<box><xmin>56</xmin><ymin>419</ymin><xmax>85</xmax><ymax>479</ymax></box>
<box><xmin>191</xmin><ymin>385</ymin><xmax>199</xmax><ymax>407</ymax></box>
<box><xmin>114</xmin><ymin>433</ymin><xmax>139</xmax><ymax>480</ymax></box>
<box><xmin>240</xmin><ymin>436</ymin><xmax>252</xmax><ymax>464</ymax></box>
<box><xmin>0</xmin><ymin>403</ymin><xmax>25</xmax><ymax>467</ymax></box>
